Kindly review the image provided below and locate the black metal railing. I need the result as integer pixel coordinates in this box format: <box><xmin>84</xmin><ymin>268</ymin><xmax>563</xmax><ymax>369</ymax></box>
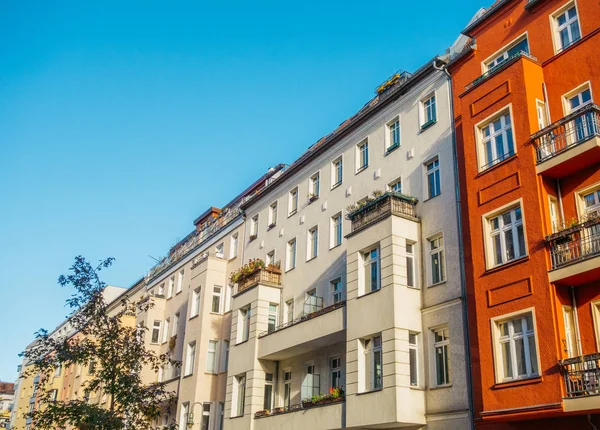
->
<box><xmin>254</xmin><ymin>395</ymin><xmax>345</xmax><ymax>419</ymax></box>
<box><xmin>258</xmin><ymin>301</ymin><xmax>345</xmax><ymax>338</ymax></box>
<box><xmin>533</xmin><ymin>104</ymin><xmax>600</xmax><ymax>164</ymax></box>
<box><xmin>547</xmin><ymin>217</ymin><xmax>600</xmax><ymax>269</ymax></box>
<box><xmin>347</xmin><ymin>192</ymin><xmax>418</xmax><ymax>234</ymax></box>
<box><xmin>465</xmin><ymin>51</ymin><xmax>537</xmax><ymax>91</ymax></box>
<box><xmin>560</xmin><ymin>353</ymin><xmax>600</xmax><ymax>397</ymax></box>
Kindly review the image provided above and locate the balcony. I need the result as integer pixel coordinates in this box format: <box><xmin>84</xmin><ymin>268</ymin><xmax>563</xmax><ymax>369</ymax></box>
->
<box><xmin>253</xmin><ymin>396</ymin><xmax>345</xmax><ymax>430</ymax></box>
<box><xmin>547</xmin><ymin>216</ymin><xmax>600</xmax><ymax>285</ymax></box>
<box><xmin>257</xmin><ymin>300</ymin><xmax>345</xmax><ymax>360</ymax></box>
<box><xmin>560</xmin><ymin>353</ymin><xmax>600</xmax><ymax>412</ymax></box>
<box><xmin>346</xmin><ymin>192</ymin><xmax>418</xmax><ymax>235</ymax></box>
<box><xmin>533</xmin><ymin>104</ymin><xmax>600</xmax><ymax>178</ymax></box>
<box><xmin>465</xmin><ymin>51</ymin><xmax>537</xmax><ymax>91</ymax></box>
<box><xmin>235</xmin><ymin>267</ymin><xmax>282</xmax><ymax>295</ymax></box>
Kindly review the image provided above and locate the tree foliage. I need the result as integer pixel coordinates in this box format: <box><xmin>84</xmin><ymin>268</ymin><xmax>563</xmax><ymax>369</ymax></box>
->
<box><xmin>21</xmin><ymin>256</ymin><xmax>178</xmax><ymax>429</ymax></box>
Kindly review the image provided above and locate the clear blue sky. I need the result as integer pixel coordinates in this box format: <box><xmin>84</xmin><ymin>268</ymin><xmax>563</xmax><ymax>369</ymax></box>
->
<box><xmin>0</xmin><ymin>0</ymin><xmax>483</xmax><ymax>381</ymax></box>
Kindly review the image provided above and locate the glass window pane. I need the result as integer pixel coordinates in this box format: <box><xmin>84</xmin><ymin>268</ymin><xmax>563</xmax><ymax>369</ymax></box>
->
<box><xmin>501</xmin><ymin>342</ymin><xmax>513</xmax><ymax>378</ymax></box>
<box><xmin>528</xmin><ymin>334</ymin><xmax>538</xmax><ymax>374</ymax></box>
<box><xmin>409</xmin><ymin>349</ymin><xmax>417</xmax><ymax>386</ymax></box>
<box><xmin>515</xmin><ymin>338</ymin><xmax>527</xmax><ymax>376</ymax></box>
<box><xmin>504</xmin><ymin>229</ymin><xmax>515</xmax><ymax>260</ymax></box>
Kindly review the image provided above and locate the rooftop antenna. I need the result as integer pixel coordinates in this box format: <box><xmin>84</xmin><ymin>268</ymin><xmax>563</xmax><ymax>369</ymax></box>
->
<box><xmin>148</xmin><ymin>255</ymin><xmax>160</xmax><ymax>263</ymax></box>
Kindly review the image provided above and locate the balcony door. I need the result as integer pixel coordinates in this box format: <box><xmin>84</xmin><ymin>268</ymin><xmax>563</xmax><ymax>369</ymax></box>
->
<box><xmin>566</xmin><ymin>88</ymin><xmax>595</xmax><ymax>145</ymax></box>
<box><xmin>301</xmin><ymin>364</ymin><xmax>319</xmax><ymax>400</ymax></box>
<box><xmin>563</xmin><ymin>306</ymin><xmax>579</xmax><ymax>358</ymax></box>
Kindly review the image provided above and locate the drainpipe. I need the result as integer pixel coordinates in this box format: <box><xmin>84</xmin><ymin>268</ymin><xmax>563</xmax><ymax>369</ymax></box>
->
<box><xmin>570</xmin><ymin>287</ymin><xmax>583</xmax><ymax>356</ymax></box>
<box><xmin>433</xmin><ymin>58</ymin><xmax>476</xmax><ymax>430</ymax></box>
<box><xmin>274</xmin><ymin>361</ymin><xmax>280</xmax><ymax>406</ymax></box>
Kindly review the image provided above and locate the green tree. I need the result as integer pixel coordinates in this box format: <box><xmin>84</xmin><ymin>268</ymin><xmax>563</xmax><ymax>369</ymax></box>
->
<box><xmin>21</xmin><ymin>256</ymin><xmax>178</xmax><ymax>429</ymax></box>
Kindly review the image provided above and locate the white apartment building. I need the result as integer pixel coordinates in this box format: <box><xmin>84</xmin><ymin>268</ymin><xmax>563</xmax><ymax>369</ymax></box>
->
<box><xmin>225</xmin><ymin>58</ymin><xmax>471</xmax><ymax>429</ymax></box>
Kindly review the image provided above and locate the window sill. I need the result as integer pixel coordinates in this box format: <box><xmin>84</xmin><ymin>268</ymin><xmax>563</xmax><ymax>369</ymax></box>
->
<box><xmin>385</xmin><ymin>143</ymin><xmax>400</xmax><ymax>155</ymax></box>
<box><xmin>176</xmin><ymin>290</ymin><xmax>182</xmax><ymax>296</ymax></box>
<box><xmin>484</xmin><ymin>255</ymin><xmax>529</xmax><ymax>275</ymax></box>
<box><xmin>357</xmin><ymin>287</ymin><xmax>381</xmax><ymax>300</ymax></box>
<box><xmin>182</xmin><ymin>373</ymin><xmax>194</xmax><ymax>379</ymax></box>
<box><xmin>356</xmin><ymin>388</ymin><xmax>383</xmax><ymax>396</ymax></box>
<box><xmin>477</xmin><ymin>153</ymin><xmax>517</xmax><ymax>177</ymax></box>
<box><xmin>423</xmin><ymin>193</ymin><xmax>441</xmax><ymax>203</ymax></box>
<box><xmin>285</xmin><ymin>267</ymin><xmax>296</xmax><ymax>273</ymax></box>
<box><xmin>421</xmin><ymin>119</ymin><xmax>437</xmax><ymax>131</ymax></box>
<box><xmin>492</xmin><ymin>376</ymin><xmax>542</xmax><ymax>390</ymax></box>
<box><xmin>428</xmin><ymin>280</ymin><xmax>447</xmax><ymax>288</ymax></box>
<box><xmin>189</xmin><ymin>314</ymin><xmax>199</xmax><ymax>322</ymax></box>
<box><xmin>329</xmin><ymin>243</ymin><xmax>342</xmax><ymax>251</ymax></box>
<box><xmin>229</xmin><ymin>414</ymin><xmax>245</xmax><ymax>419</ymax></box>
<box><xmin>288</xmin><ymin>210</ymin><xmax>298</xmax><ymax>218</ymax></box>
<box><xmin>210</xmin><ymin>311</ymin><xmax>222</xmax><ymax>316</ymax></box>
<box><xmin>306</xmin><ymin>256</ymin><xmax>317</xmax><ymax>263</ymax></box>
<box><xmin>355</xmin><ymin>165</ymin><xmax>368</xmax><ymax>175</ymax></box>
<box><xmin>331</xmin><ymin>182</ymin><xmax>342</xmax><ymax>191</ymax></box>
<box><xmin>267</xmin><ymin>224</ymin><xmax>277</xmax><ymax>231</ymax></box>
<box><xmin>235</xmin><ymin>339</ymin><xmax>249</xmax><ymax>347</ymax></box>
<box><xmin>308</xmin><ymin>196</ymin><xmax>319</xmax><ymax>204</ymax></box>
<box><xmin>430</xmin><ymin>383</ymin><xmax>452</xmax><ymax>390</ymax></box>
<box><xmin>228</xmin><ymin>255</ymin><xmax>238</xmax><ymax>262</ymax></box>
<box><xmin>248</xmin><ymin>235</ymin><xmax>258</xmax><ymax>243</ymax></box>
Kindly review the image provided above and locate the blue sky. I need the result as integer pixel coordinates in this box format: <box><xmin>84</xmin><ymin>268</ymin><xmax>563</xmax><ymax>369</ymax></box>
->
<box><xmin>0</xmin><ymin>0</ymin><xmax>483</xmax><ymax>381</ymax></box>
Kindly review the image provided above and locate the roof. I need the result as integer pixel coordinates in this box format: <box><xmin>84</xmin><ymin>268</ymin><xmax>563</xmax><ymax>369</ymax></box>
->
<box><xmin>0</xmin><ymin>382</ymin><xmax>14</xmax><ymax>395</ymax></box>
<box><xmin>461</xmin><ymin>0</ymin><xmax>514</xmax><ymax>36</ymax></box>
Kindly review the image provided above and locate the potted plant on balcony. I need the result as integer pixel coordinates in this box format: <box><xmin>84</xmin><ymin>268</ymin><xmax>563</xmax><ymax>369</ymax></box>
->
<box><xmin>229</xmin><ymin>258</ymin><xmax>265</xmax><ymax>284</ymax></box>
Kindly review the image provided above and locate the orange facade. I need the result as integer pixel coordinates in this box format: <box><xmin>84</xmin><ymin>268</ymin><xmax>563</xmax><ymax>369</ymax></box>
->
<box><xmin>449</xmin><ymin>0</ymin><xmax>600</xmax><ymax>427</ymax></box>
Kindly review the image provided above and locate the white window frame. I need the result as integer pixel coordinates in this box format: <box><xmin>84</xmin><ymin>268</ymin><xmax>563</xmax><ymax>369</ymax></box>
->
<box><xmin>482</xmin><ymin>33</ymin><xmax>530</xmax><ymax>72</ymax></box>
<box><xmin>206</xmin><ymin>340</ymin><xmax>218</xmax><ymax>374</ymax></box>
<box><xmin>331</xmin><ymin>156</ymin><xmax>343</xmax><ymax>189</ymax></box>
<box><xmin>268</xmin><ymin>201</ymin><xmax>278</xmax><ymax>228</ymax></box>
<box><xmin>491</xmin><ymin>308</ymin><xmax>540</xmax><ymax>383</ymax></box>
<box><xmin>356</xmin><ymin>139</ymin><xmax>369</xmax><ymax>173</ymax></box>
<box><xmin>191</xmin><ymin>287</ymin><xmax>201</xmax><ymax>318</ymax></box>
<box><xmin>184</xmin><ymin>341</ymin><xmax>196</xmax><ymax>376</ymax></box>
<box><xmin>220</xmin><ymin>340</ymin><xmax>230</xmax><ymax>372</ymax></box>
<box><xmin>424</xmin><ymin>156</ymin><xmax>441</xmax><ymax>199</ymax></box>
<box><xmin>158</xmin><ymin>283</ymin><xmax>165</xmax><ymax>297</ymax></box>
<box><xmin>162</xmin><ymin>318</ymin><xmax>170</xmax><ymax>344</ymax></box>
<box><xmin>475</xmin><ymin>105</ymin><xmax>516</xmax><ymax>172</ymax></box>
<box><xmin>309</xmin><ymin>171</ymin><xmax>320</xmax><ymax>200</ymax></box>
<box><xmin>267</xmin><ymin>303</ymin><xmax>278</xmax><ymax>333</ymax></box>
<box><xmin>385</xmin><ymin>116</ymin><xmax>401</xmax><ymax>152</ymax></box>
<box><xmin>233</xmin><ymin>374</ymin><xmax>246</xmax><ymax>417</ymax></box>
<box><xmin>266</xmin><ymin>249</ymin><xmax>275</xmax><ymax>266</ymax></box>
<box><xmin>331</xmin><ymin>278</ymin><xmax>343</xmax><ymax>304</ymax></box>
<box><xmin>307</xmin><ymin>225</ymin><xmax>319</xmax><ymax>260</ymax></box>
<box><xmin>483</xmin><ymin>200</ymin><xmax>528</xmax><ymax>269</ymax></box>
<box><xmin>388</xmin><ymin>177</ymin><xmax>402</xmax><ymax>194</ymax></box>
<box><xmin>420</xmin><ymin>93</ymin><xmax>437</xmax><ymax>128</ymax></box>
<box><xmin>427</xmin><ymin>233</ymin><xmax>446</xmax><ymax>286</ymax></box>
<box><xmin>176</xmin><ymin>269</ymin><xmax>184</xmax><ymax>294</ymax></box>
<box><xmin>211</xmin><ymin>285</ymin><xmax>223</xmax><ymax>314</ymax></box>
<box><xmin>363</xmin><ymin>335</ymin><xmax>383</xmax><ymax>391</ymax></box>
<box><xmin>238</xmin><ymin>306</ymin><xmax>251</xmax><ymax>344</ymax></box>
<box><xmin>285</xmin><ymin>299</ymin><xmax>294</xmax><ymax>323</ymax></box>
<box><xmin>330</xmin><ymin>212</ymin><xmax>343</xmax><ymax>249</ymax></box>
<box><xmin>264</xmin><ymin>373</ymin><xmax>274</xmax><ymax>410</ymax></box>
<box><xmin>562</xmin><ymin>81</ymin><xmax>593</xmax><ymax>116</ymax></box>
<box><xmin>289</xmin><ymin>187</ymin><xmax>299</xmax><ymax>216</ymax></box>
<box><xmin>330</xmin><ymin>357</ymin><xmax>342</xmax><ymax>389</ymax></box>
<box><xmin>250</xmin><ymin>214</ymin><xmax>259</xmax><ymax>238</ymax></box>
<box><xmin>151</xmin><ymin>320</ymin><xmax>161</xmax><ymax>344</ymax></box>
<box><xmin>283</xmin><ymin>370</ymin><xmax>292</xmax><ymax>408</ymax></box>
<box><xmin>575</xmin><ymin>182</ymin><xmax>600</xmax><ymax>218</ymax></box>
<box><xmin>173</xmin><ymin>312</ymin><xmax>179</xmax><ymax>337</ymax></box>
<box><xmin>201</xmin><ymin>403</ymin><xmax>211</xmax><ymax>430</ymax></box>
<box><xmin>550</xmin><ymin>1</ymin><xmax>582</xmax><ymax>53</ymax></box>
<box><xmin>230</xmin><ymin>233</ymin><xmax>238</xmax><ymax>259</ymax></box>
<box><xmin>360</xmin><ymin>246</ymin><xmax>380</xmax><ymax>295</ymax></box>
<box><xmin>180</xmin><ymin>402</ymin><xmax>190</xmax><ymax>429</ymax></box>
<box><xmin>167</xmin><ymin>276</ymin><xmax>174</xmax><ymax>298</ymax></box>
<box><xmin>409</xmin><ymin>332</ymin><xmax>419</xmax><ymax>387</ymax></box>
<box><xmin>286</xmin><ymin>238</ymin><xmax>297</xmax><ymax>271</ymax></box>
<box><xmin>406</xmin><ymin>240</ymin><xmax>417</xmax><ymax>288</ymax></box>
<box><xmin>431</xmin><ymin>327</ymin><xmax>451</xmax><ymax>387</ymax></box>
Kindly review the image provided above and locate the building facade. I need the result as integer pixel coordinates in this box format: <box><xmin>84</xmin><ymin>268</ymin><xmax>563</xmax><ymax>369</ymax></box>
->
<box><xmin>0</xmin><ymin>382</ymin><xmax>14</xmax><ymax>428</ymax></box>
<box><xmin>448</xmin><ymin>0</ymin><xmax>600</xmax><ymax>427</ymax></box>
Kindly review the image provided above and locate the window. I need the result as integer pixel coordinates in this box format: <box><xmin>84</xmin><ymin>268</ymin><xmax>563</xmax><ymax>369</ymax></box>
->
<box><xmin>362</xmin><ymin>247</ymin><xmax>380</xmax><ymax>294</ymax></box>
<box><xmin>487</xmin><ymin>206</ymin><xmax>527</xmax><ymax>267</ymax></box>
<box><xmin>364</xmin><ymin>335</ymin><xmax>383</xmax><ymax>391</ymax></box>
<box><xmin>206</xmin><ymin>340</ymin><xmax>218</xmax><ymax>373</ymax></box>
<box><xmin>268</xmin><ymin>202</ymin><xmax>278</xmax><ymax>228</ymax></box>
<box><xmin>158</xmin><ymin>283</ymin><xmax>165</xmax><ymax>297</ymax></box>
<box><xmin>54</xmin><ymin>364</ymin><xmax>62</xmax><ymax>377</ymax></box>
<box><xmin>234</xmin><ymin>375</ymin><xmax>246</xmax><ymax>416</ymax></box>
<box><xmin>157</xmin><ymin>365</ymin><xmax>163</xmax><ymax>382</ymax></box>
<box><xmin>549</xmin><ymin>196</ymin><xmax>560</xmax><ymax>233</ymax></box>
<box><xmin>239</xmin><ymin>306</ymin><xmax>251</xmax><ymax>343</ymax></box>
<box><xmin>218</xmin><ymin>402</ymin><xmax>224</xmax><ymax>430</ymax></box>
<box><xmin>485</xmin><ymin>36</ymin><xmax>529</xmax><ymax>71</ymax></box>
<box><xmin>287</xmin><ymin>238</ymin><xmax>297</xmax><ymax>271</ymax></box>
<box><xmin>308</xmin><ymin>226</ymin><xmax>319</xmax><ymax>260</ymax></box>
<box><xmin>421</xmin><ymin>94</ymin><xmax>437</xmax><ymax>128</ymax></box>
<box><xmin>332</xmin><ymin>278</ymin><xmax>343</xmax><ymax>304</ymax></box>
<box><xmin>289</xmin><ymin>188</ymin><xmax>299</xmax><ymax>216</ymax></box>
<box><xmin>151</xmin><ymin>320</ymin><xmax>161</xmax><ymax>344</ymax></box>
<box><xmin>554</xmin><ymin>4</ymin><xmax>581</xmax><ymax>52</ymax></box>
<box><xmin>184</xmin><ymin>342</ymin><xmax>196</xmax><ymax>376</ymax></box>
<box><xmin>406</xmin><ymin>241</ymin><xmax>416</xmax><ymax>288</ymax></box>
<box><xmin>563</xmin><ymin>306</ymin><xmax>578</xmax><ymax>358</ymax></box>
<box><xmin>536</xmin><ymin>100</ymin><xmax>547</xmax><ymax>131</ymax></box>
<box><xmin>479</xmin><ymin>111</ymin><xmax>515</xmax><ymax>170</ymax></box>
<box><xmin>283</xmin><ymin>371</ymin><xmax>292</xmax><ymax>409</ymax></box>
<box><xmin>568</xmin><ymin>87</ymin><xmax>592</xmax><ymax>112</ymax></box>
<box><xmin>583</xmin><ymin>188</ymin><xmax>600</xmax><ymax>214</ymax></box>
<box><xmin>49</xmin><ymin>389</ymin><xmax>58</xmax><ymax>402</ymax></box>
<box><xmin>268</xmin><ymin>303</ymin><xmax>278</xmax><ymax>333</ymax></box>
<box><xmin>331</xmin><ymin>156</ymin><xmax>343</xmax><ymax>188</ymax></box>
<box><xmin>566</xmin><ymin>86</ymin><xmax>596</xmax><ymax>144</ymax></box>
<box><xmin>426</xmin><ymin>158</ymin><xmax>441</xmax><ymax>199</ymax></box>
<box><xmin>285</xmin><ymin>299</ymin><xmax>294</xmax><ymax>323</ymax></box>
<box><xmin>173</xmin><ymin>312</ymin><xmax>179</xmax><ymax>337</ymax></box>
<box><xmin>266</xmin><ymin>250</ymin><xmax>275</xmax><ymax>266</ymax></box>
<box><xmin>215</xmin><ymin>242</ymin><xmax>224</xmax><ymax>258</ymax></box>
<box><xmin>409</xmin><ymin>333</ymin><xmax>418</xmax><ymax>387</ymax></box>
<box><xmin>331</xmin><ymin>213</ymin><xmax>343</xmax><ymax>248</ymax></box>
<box><xmin>220</xmin><ymin>340</ymin><xmax>229</xmax><ymax>372</ymax></box>
<box><xmin>162</xmin><ymin>318</ymin><xmax>170</xmax><ymax>344</ymax></box>
<box><xmin>428</xmin><ymin>234</ymin><xmax>446</xmax><ymax>285</ymax></box>
<box><xmin>180</xmin><ymin>403</ymin><xmax>189</xmax><ymax>429</ymax></box>
<box><xmin>357</xmin><ymin>140</ymin><xmax>369</xmax><ymax>172</ymax></box>
<box><xmin>230</xmin><ymin>233</ymin><xmax>238</xmax><ymax>259</ymax></box>
<box><xmin>433</xmin><ymin>328</ymin><xmax>450</xmax><ymax>386</ymax></box>
<box><xmin>211</xmin><ymin>286</ymin><xmax>222</xmax><ymax>313</ymax></box>
<box><xmin>309</xmin><ymin>172</ymin><xmax>320</xmax><ymax>200</ymax></box>
<box><xmin>330</xmin><ymin>357</ymin><xmax>342</xmax><ymax>388</ymax></box>
<box><xmin>202</xmin><ymin>403</ymin><xmax>211</xmax><ymax>430</ymax></box>
<box><xmin>263</xmin><ymin>373</ymin><xmax>274</xmax><ymax>410</ymax></box>
<box><xmin>494</xmin><ymin>312</ymin><xmax>539</xmax><ymax>381</ymax></box>
<box><xmin>386</xmin><ymin>117</ymin><xmax>401</xmax><ymax>152</ymax></box>
<box><xmin>167</xmin><ymin>276</ymin><xmax>174</xmax><ymax>298</ymax></box>
<box><xmin>176</xmin><ymin>269</ymin><xmax>184</xmax><ymax>293</ymax></box>
<box><xmin>225</xmin><ymin>285</ymin><xmax>233</xmax><ymax>312</ymax></box>
<box><xmin>389</xmin><ymin>179</ymin><xmax>402</xmax><ymax>194</ymax></box>
<box><xmin>250</xmin><ymin>214</ymin><xmax>259</xmax><ymax>239</ymax></box>
<box><xmin>191</xmin><ymin>288</ymin><xmax>201</xmax><ymax>318</ymax></box>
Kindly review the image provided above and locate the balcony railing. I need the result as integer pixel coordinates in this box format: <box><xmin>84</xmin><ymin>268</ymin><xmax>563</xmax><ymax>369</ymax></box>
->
<box><xmin>258</xmin><ymin>300</ymin><xmax>345</xmax><ymax>338</ymax></box>
<box><xmin>560</xmin><ymin>353</ymin><xmax>600</xmax><ymax>398</ymax></box>
<box><xmin>254</xmin><ymin>394</ymin><xmax>345</xmax><ymax>419</ymax></box>
<box><xmin>533</xmin><ymin>104</ymin><xmax>600</xmax><ymax>164</ymax></box>
<box><xmin>237</xmin><ymin>267</ymin><xmax>281</xmax><ymax>295</ymax></box>
<box><xmin>347</xmin><ymin>192</ymin><xmax>418</xmax><ymax>234</ymax></box>
<box><xmin>547</xmin><ymin>216</ymin><xmax>600</xmax><ymax>269</ymax></box>
<box><xmin>465</xmin><ymin>51</ymin><xmax>537</xmax><ymax>91</ymax></box>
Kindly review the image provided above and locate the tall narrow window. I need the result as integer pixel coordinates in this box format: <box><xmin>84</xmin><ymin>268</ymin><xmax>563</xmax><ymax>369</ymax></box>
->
<box><xmin>201</xmin><ymin>404</ymin><xmax>211</xmax><ymax>430</ymax></box>
<box><xmin>167</xmin><ymin>276</ymin><xmax>174</xmax><ymax>298</ymax></box>
<box><xmin>158</xmin><ymin>283</ymin><xmax>165</xmax><ymax>297</ymax></box>
<box><xmin>549</xmin><ymin>196</ymin><xmax>560</xmax><ymax>233</ymax></box>
<box><xmin>211</xmin><ymin>286</ymin><xmax>222</xmax><ymax>313</ymax></box>
<box><xmin>331</xmin><ymin>278</ymin><xmax>343</xmax><ymax>304</ymax></box>
<box><xmin>389</xmin><ymin>179</ymin><xmax>402</xmax><ymax>194</ymax></box>
<box><xmin>485</xmin><ymin>37</ymin><xmax>529</xmax><ymax>71</ymax></box>
<box><xmin>332</xmin><ymin>156</ymin><xmax>343</xmax><ymax>188</ymax></box>
<box><xmin>364</xmin><ymin>335</ymin><xmax>382</xmax><ymax>391</ymax></box>
<box><xmin>239</xmin><ymin>307</ymin><xmax>251</xmax><ymax>343</ymax></box>
<box><xmin>563</xmin><ymin>307</ymin><xmax>578</xmax><ymax>358</ymax></box>
<box><xmin>220</xmin><ymin>340</ymin><xmax>229</xmax><ymax>372</ymax></box>
<box><xmin>536</xmin><ymin>100</ymin><xmax>547</xmax><ymax>131</ymax></box>
<box><xmin>268</xmin><ymin>303</ymin><xmax>278</xmax><ymax>333</ymax></box>
<box><xmin>230</xmin><ymin>233</ymin><xmax>238</xmax><ymax>259</ymax></box>
<box><xmin>191</xmin><ymin>288</ymin><xmax>201</xmax><ymax>318</ymax></box>
<box><xmin>479</xmin><ymin>112</ymin><xmax>515</xmax><ymax>170</ymax></box>
<box><xmin>215</xmin><ymin>242</ymin><xmax>224</xmax><ymax>258</ymax></box>
<box><xmin>357</xmin><ymin>140</ymin><xmax>369</xmax><ymax>172</ymax></box>
<box><xmin>429</xmin><ymin>235</ymin><xmax>446</xmax><ymax>285</ymax></box>
<box><xmin>266</xmin><ymin>250</ymin><xmax>275</xmax><ymax>266</ymax></box>
<box><xmin>330</xmin><ymin>357</ymin><xmax>342</xmax><ymax>388</ymax></box>
<box><xmin>409</xmin><ymin>333</ymin><xmax>418</xmax><ymax>387</ymax></box>
<box><xmin>151</xmin><ymin>320</ymin><xmax>161</xmax><ymax>344</ymax></box>
<box><xmin>387</xmin><ymin>117</ymin><xmax>401</xmax><ymax>152</ymax></box>
<box><xmin>422</xmin><ymin>94</ymin><xmax>437</xmax><ymax>128</ymax></box>
<box><xmin>331</xmin><ymin>213</ymin><xmax>343</xmax><ymax>248</ymax></box>
<box><xmin>495</xmin><ymin>313</ymin><xmax>538</xmax><ymax>381</ymax></box>
<box><xmin>173</xmin><ymin>312</ymin><xmax>179</xmax><ymax>337</ymax></box>
<box><xmin>287</xmin><ymin>238</ymin><xmax>297</xmax><ymax>271</ymax></box>
<box><xmin>488</xmin><ymin>206</ymin><xmax>526</xmax><ymax>267</ymax></box>
<box><xmin>180</xmin><ymin>403</ymin><xmax>189</xmax><ymax>429</ymax></box>
<box><xmin>250</xmin><ymin>215</ymin><xmax>259</xmax><ymax>239</ymax></box>
<box><xmin>554</xmin><ymin>5</ymin><xmax>581</xmax><ymax>52</ymax></box>
<box><xmin>285</xmin><ymin>299</ymin><xmax>294</xmax><ymax>323</ymax></box>
<box><xmin>185</xmin><ymin>342</ymin><xmax>196</xmax><ymax>376</ymax></box>
<box><xmin>264</xmin><ymin>373</ymin><xmax>274</xmax><ymax>410</ymax></box>
<box><xmin>308</xmin><ymin>226</ymin><xmax>319</xmax><ymax>260</ymax></box>
<box><xmin>362</xmin><ymin>247</ymin><xmax>380</xmax><ymax>293</ymax></box>
<box><xmin>426</xmin><ymin>158</ymin><xmax>441</xmax><ymax>199</ymax></box>
<box><xmin>206</xmin><ymin>340</ymin><xmax>218</xmax><ymax>373</ymax></box>
<box><xmin>162</xmin><ymin>318</ymin><xmax>170</xmax><ymax>344</ymax></box>
<box><xmin>268</xmin><ymin>202</ymin><xmax>278</xmax><ymax>228</ymax></box>
<box><xmin>433</xmin><ymin>328</ymin><xmax>450</xmax><ymax>386</ymax></box>
<box><xmin>406</xmin><ymin>241</ymin><xmax>416</xmax><ymax>288</ymax></box>
<box><xmin>235</xmin><ymin>375</ymin><xmax>246</xmax><ymax>416</ymax></box>
<box><xmin>176</xmin><ymin>269</ymin><xmax>184</xmax><ymax>293</ymax></box>
<box><xmin>309</xmin><ymin>172</ymin><xmax>320</xmax><ymax>200</ymax></box>
<box><xmin>218</xmin><ymin>402</ymin><xmax>224</xmax><ymax>430</ymax></box>
<box><xmin>283</xmin><ymin>371</ymin><xmax>292</xmax><ymax>409</ymax></box>
<box><xmin>289</xmin><ymin>188</ymin><xmax>299</xmax><ymax>216</ymax></box>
